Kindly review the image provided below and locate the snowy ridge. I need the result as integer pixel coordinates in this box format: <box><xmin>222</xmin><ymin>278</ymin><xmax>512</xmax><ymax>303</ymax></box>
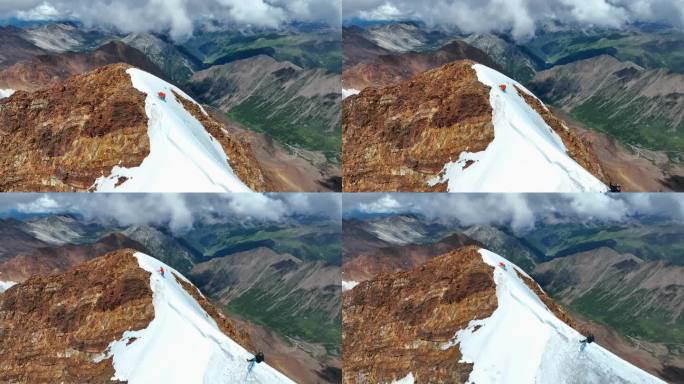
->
<box><xmin>92</xmin><ymin>68</ymin><xmax>251</xmax><ymax>192</ymax></box>
<box><xmin>96</xmin><ymin>252</ymin><xmax>295</xmax><ymax>384</ymax></box>
<box><xmin>441</xmin><ymin>248</ymin><xmax>664</xmax><ymax>384</ymax></box>
<box><xmin>428</xmin><ymin>64</ymin><xmax>607</xmax><ymax>192</ymax></box>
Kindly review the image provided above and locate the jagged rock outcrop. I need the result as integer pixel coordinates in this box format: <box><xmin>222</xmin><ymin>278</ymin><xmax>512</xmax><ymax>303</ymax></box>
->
<box><xmin>342</xmin><ymin>246</ymin><xmax>496</xmax><ymax>383</ymax></box>
<box><xmin>342</xmin><ymin>60</ymin><xmax>606</xmax><ymax>191</ymax></box>
<box><xmin>0</xmin><ymin>63</ymin><xmax>269</xmax><ymax>191</ymax></box>
<box><xmin>0</xmin><ymin>248</ymin><xmax>252</xmax><ymax>383</ymax></box>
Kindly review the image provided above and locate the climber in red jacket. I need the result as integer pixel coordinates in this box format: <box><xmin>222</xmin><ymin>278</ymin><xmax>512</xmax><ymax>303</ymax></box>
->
<box><xmin>159</xmin><ymin>266</ymin><xmax>165</xmax><ymax>277</ymax></box>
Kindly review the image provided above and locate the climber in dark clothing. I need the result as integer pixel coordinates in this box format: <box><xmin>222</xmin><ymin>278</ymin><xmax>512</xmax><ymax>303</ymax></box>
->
<box><xmin>246</xmin><ymin>351</ymin><xmax>265</xmax><ymax>376</ymax></box>
<box><xmin>580</xmin><ymin>334</ymin><xmax>595</xmax><ymax>352</ymax></box>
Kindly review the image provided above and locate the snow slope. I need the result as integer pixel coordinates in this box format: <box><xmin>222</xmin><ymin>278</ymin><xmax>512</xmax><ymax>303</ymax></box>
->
<box><xmin>0</xmin><ymin>89</ymin><xmax>15</xmax><ymax>99</ymax></box>
<box><xmin>96</xmin><ymin>252</ymin><xmax>294</xmax><ymax>384</ymax></box>
<box><xmin>92</xmin><ymin>68</ymin><xmax>251</xmax><ymax>192</ymax></box>
<box><xmin>441</xmin><ymin>248</ymin><xmax>664</xmax><ymax>384</ymax></box>
<box><xmin>428</xmin><ymin>64</ymin><xmax>607</xmax><ymax>192</ymax></box>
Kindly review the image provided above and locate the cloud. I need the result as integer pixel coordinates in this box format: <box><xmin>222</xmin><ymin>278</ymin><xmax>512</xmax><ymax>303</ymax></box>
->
<box><xmin>344</xmin><ymin>0</ymin><xmax>684</xmax><ymax>40</ymax></box>
<box><xmin>3</xmin><ymin>193</ymin><xmax>341</xmax><ymax>233</ymax></box>
<box><xmin>344</xmin><ymin>193</ymin><xmax>684</xmax><ymax>232</ymax></box>
<box><xmin>2</xmin><ymin>0</ymin><xmax>341</xmax><ymax>40</ymax></box>
<box><xmin>358</xmin><ymin>194</ymin><xmax>404</xmax><ymax>213</ymax></box>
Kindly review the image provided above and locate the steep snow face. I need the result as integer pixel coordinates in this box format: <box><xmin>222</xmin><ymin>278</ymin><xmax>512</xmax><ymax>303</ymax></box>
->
<box><xmin>428</xmin><ymin>64</ymin><xmax>607</xmax><ymax>192</ymax></box>
<box><xmin>97</xmin><ymin>252</ymin><xmax>294</xmax><ymax>384</ymax></box>
<box><xmin>92</xmin><ymin>68</ymin><xmax>251</xmax><ymax>192</ymax></box>
<box><xmin>445</xmin><ymin>248</ymin><xmax>664</xmax><ymax>384</ymax></box>
<box><xmin>0</xmin><ymin>89</ymin><xmax>15</xmax><ymax>99</ymax></box>
<box><xmin>0</xmin><ymin>281</ymin><xmax>16</xmax><ymax>293</ymax></box>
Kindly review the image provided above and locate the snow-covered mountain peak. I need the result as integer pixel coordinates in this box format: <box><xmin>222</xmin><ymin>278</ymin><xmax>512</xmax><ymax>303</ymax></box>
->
<box><xmin>446</xmin><ymin>248</ymin><xmax>664</xmax><ymax>384</ymax></box>
<box><xmin>92</xmin><ymin>68</ymin><xmax>252</xmax><ymax>192</ymax></box>
<box><xmin>429</xmin><ymin>64</ymin><xmax>608</xmax><ymax>192</ymax></box>
<box><xmin>97</xmin><ymin>251</ymin><xmax>295</xmax><ymax>384</ymax></box>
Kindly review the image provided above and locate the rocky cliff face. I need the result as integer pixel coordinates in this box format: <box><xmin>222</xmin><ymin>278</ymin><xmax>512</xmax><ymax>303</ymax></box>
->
<box><xmin>0</xmin><ymin>249</ymin><xmax>152</xmax><ymax>382</ymax></box>
<box><xmin>0</xmin><ymin>63</ymin><xmax>269</xmax><ymax>191</ymax></box>
<box><xmin>0</xmin><ymin>248</ymin><xmax>252</xmax><ymax>383</ymax></box>
<box><xmin>342</xmin><ymin>246</ymin><xmax>496</xmax><ymax>383</ymax></box>
<box><xmin>343</xmin><ymin>60</ymin><xmax>606</xmax><ymax>191</ymax></box>
<box><xmin>343</xmin><ymin>61</ymin><xmax>494</xmax><ymax>191</ymax></box>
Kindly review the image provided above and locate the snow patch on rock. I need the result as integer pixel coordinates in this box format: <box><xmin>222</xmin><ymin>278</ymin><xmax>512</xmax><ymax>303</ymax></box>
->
<box><xmin>342</xmin><ymin>280</ymin><xmax>359</xmax><ymax>291</ymax></box>
<box><xmin>0</xmin><ymin>281</ymin><xmax>16</xmax><ymax>293</ymax></box>
<box><xmin>0</xmin><ymin>89</ymin><xmax>15</xmax><ymax>99</ymax></box>
<box><xmin>92</xmin><ymin>68</ymin><xmax>251</xmax><ymax>192</ymax></box>
<box><xmin>428</xmin><ymin>64</ymin><xmax>607</xmax><ymax>192</ymax></box>
<box><xmin>96</xmin><ymin>252</ymin><xmax>294</xmax><ymax>384</ymax></box>
<box><xmin>342</xmin><ymin>88</ymin><xmax>360</xmax><ymax>99</ymax></box>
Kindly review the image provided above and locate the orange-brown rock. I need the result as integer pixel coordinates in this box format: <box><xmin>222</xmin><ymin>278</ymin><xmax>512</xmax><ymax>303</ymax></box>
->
<box><xmin>515</xmin><ymin>86</ymin><xmax>607</xmax><ymax>184</ymax></box>
<box><xmin>342</xmin><ymin>60</ymin><xmax>494</xmax><ymax>191</ymax></box>
<box><xmin>0</xmin><ymin>248</ymin><xmax>253</xmax><ymax>383</ymax></box>
<box><xmin>0</xmin><ymin>249</ymin><xmax>153</xmax><ymax>383</ymax></box>
<box><xmin>342</xmin><ymin>246</ymin><xmax>498</xmax><ymax>383</ymax></box>
<box><xmin>0</xmin><ymin>63</ymin><xmax>270</xmax><ymax>191</ymax></box>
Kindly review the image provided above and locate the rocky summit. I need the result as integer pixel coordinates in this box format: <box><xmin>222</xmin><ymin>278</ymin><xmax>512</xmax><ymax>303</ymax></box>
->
<box><xmin>0</xmin><ymin>63</ymin><xmax>270</xmax><ymax>192</ymax></box>
<box><xmin>0</xmin><ymin>248</ymin><xmax>253</xmax><ymax>383</ymax></box>
<box><xmin>342</xmin><ymin>60</ymin><xmax>606</xmax><ymax>192</ymax></box>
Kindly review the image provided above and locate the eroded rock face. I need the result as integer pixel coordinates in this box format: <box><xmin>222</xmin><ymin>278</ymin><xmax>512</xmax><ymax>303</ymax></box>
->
<box><xmin>343</xmin><ymin>61</ymin><xmax>494</xmax><ymax>192</ymax></box>
<box><xmin>342</xmin><ymin>246</ymin><xmax>498</xmax><ymax>383</ymax></box>
<box><xmin>0</xmin><ymin>64</ymin><xmax>149</xmax><ymax>191</ymax></box>
<box><xmin>0</xmin><ymin>248</ymin><xmax>253</xmax><ymax>383</ymax></box>
<box><xmin>0</xmin><ymin>249</ymin><xmax>153</xmax><ymax>382</ymax></box>
<box><xmin>0</xmin><ymin>63</ymin><xmax>269</xmax><ymax>191</ymax></box>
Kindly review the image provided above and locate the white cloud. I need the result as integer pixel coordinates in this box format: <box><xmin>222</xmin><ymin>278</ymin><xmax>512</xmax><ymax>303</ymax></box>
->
<box><xmin>2</xmin><ymin>193</ymin><xmax>341</xmax><ymax>234</ymax></box>
<box><xmin>17</xmin><ymin>195</ymin><xmax>60</xmax><ymax>212</ymax></box>
<box><xmin>1</xmin><ymin>0</ymin><xmax>341</xmax><ymax>40</ymax></box>
<box><xmin>344</xmin><ymin>193</ymin><xmax>684</xmax><ymax>232</ymax></box>
<box><xmin>359</xmin><ymin>2</ymin><xmax>406</xmax><ymax>20</ymax></box>
<box><xmin>16</xmin><ymin>2</ymin><xmax>61</xmax><ymax>20</ymax></box>
<box><xmin>359</xmin><ymin>194</ymin><xmax>403</xmax><ymax>213</ymax></box>
<box><xmin>344</xmin><ymin>0</ymin><xmax>684</xmax><ymax>40</ymax></box>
